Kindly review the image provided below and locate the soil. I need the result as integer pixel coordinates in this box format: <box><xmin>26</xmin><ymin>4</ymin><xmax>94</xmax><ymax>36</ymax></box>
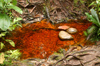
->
<box><xmin>2</xmin><ymin>0</ymin><xmax>100</xmax><ymax>66</ymax></box>
<box><xmin>11</xmin><ymin>45</ymin><xmax>100</xmax><ymax>66</ymax></box>
<box><xmin>4</xmin><ymin>19</ymin><xmax>98</xmax><ymax>66</ymax></box>
<box><xmin>5</xmin><ymin>19</ymin><xmax>92</xmax><ymax>59</ymax></box>
<box><xmin>16</xmin><ymin>0</ymin><xmax>90</xmax><ymax>23</ymax></box>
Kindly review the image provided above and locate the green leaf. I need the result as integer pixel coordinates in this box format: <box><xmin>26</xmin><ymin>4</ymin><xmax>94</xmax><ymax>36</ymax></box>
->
<box><xmin>0</xmin><ymin>0</ymin><xmax>4</xmax><ymax>3</ymax></box>
<box><xmin>13</xmin><ymin>17</ymin><xmax>22</xmax><ymax>23</ymax></box>
<box><xmin>87</xmin><ymin>25</ymin><xmax>97</xmax><ymax>34</ymax></box>
<box><xmin>80</xmin><ymin>0</ymin><xmax>84</xmax><ymax>4</ymax></box>
<box><xmin>8</xmin><ymin>17</ymin><xmax>22</xmax><ymax>31</ymax></box>
<box><xmin>4</xmin><ymin>0</ymin><xmax>12</xmax><ymax>3</ymax></box>
<box><xmin>85</xmin><ymin>12</ymin><xmax>100</xmax><ymax>27</ymax></box>
<box><xmin>5</xmin><ymin>39</ymin><xmax>15</xmax><ymax>47</ymax></box>
<box><xmin>0</xmin><ymin>32</ymin><xmax>7</xmax><ymax>38</ymax></box>
<box><xmin>83</xmin><ymin>31</ymin><xmax>88</xmax><ymax>36</ymax></box>
<box><xmin>0</xmin><ymin>2</ymin><xmax>3</xmax><ymax>8</ymax></box>
<box><xmin>74</xmin><ymin>0</ymin><xmax>78</xmax><ymax>4</ymax></box>
<box><xmin>98</xmin><ymin>8</ymin><xmax>100</xmax><ymax>11</ymax></box>
<box><xmin>0</xmin><ymin>42</ymin><xmax>5</xmax><ymax>50</ymax></box>
<box><xmin>97</xmin><ymin>28</ymin><xmax>100</xmax><ymax>35</ymax></box>
<box><xmin>0</xmin><ymin>13</ymin><xmax>11</xmax><ymax>31</ymax></box>
<box><xmin>17</xmin><ymin>24</ymin><xmax>22</xmax><ymax>27</ymax></box>
<box><xmin>7</xmin><ymin>4</ymin><xmax>23</xmax><ymax>14</ymax></box>
<box><xmin>12</xmin><ymin>0</ymin><xmax>17</xmax><ymax>5</ymax></box>
<box><xmin>98</xmin><ymin>1</ymin><xmax>100</xmax><ymax>5</ymax></box>
<box><xmin>6</xmin><ymin>49</ymin><xmax>21</xmax><ymax>59</ymax></box>
<box><xmin>89</xmin><ymin>2</ymin><xmax>95</xmax><ymax>7</ymax></box>
<box><xmin>90</xmin><ymin>9</ymin><xmax>100</xmax><ymax>24</ymax></box>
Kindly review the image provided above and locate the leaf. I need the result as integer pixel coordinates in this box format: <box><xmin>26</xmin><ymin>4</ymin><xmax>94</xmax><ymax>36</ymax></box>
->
<box><xmin>13</xmin><ymin>17</ymin><xmax>22</xmax><ymax>23</ymax></box>
<box><xmin>16</xmin><ymin>24</ymin><xmax>22</xmax><ymax>27</ymax></box>
<box><xmin>85</xmin><ymin>12</ymin><xmax>100</xmax><ymax>27</ymax></box>
<box><xmin>0</xmin><ymin>2</ymin><xmax>3</xmax><ymax>8</ymax></box>
<box><xmin>90</xmin><ymin>9</ymin><xmax>100</xmax><ymax>24</ymax></box>
<box><xmin>4</xmin><ymin>0</ymin><xmax>12</xmax><ymax>3</ymax></box>
<box><xmin>6</xmin><ymin>49</ymin><xmax>21</xmax><ymax>59</ymax></box>
<box><xmin>0</xmin><ymin>13</ymin><xmax>11</xmax><ymax>31</ymax></box>
<box><xmin>5</xmin><ymin>39</ymin><xmax>15</xmax><ymax>47</ymax></box>
<box><xmin>97</xmin><ymin>28</ymin><xmax>100</xmax><ymax>35</ymax></box>
<box><xmin>74</xmin><ymin>0</ymin><xmax>78</xmax><ymax>4</ymax></box>
<box><xmin>87</xmin><ymin>25</ymin><xmax>97</xmax><ymax>34</ymax></box>
<box><xmin>89</xmin><ymin>2</ymin><xmax>95</xmax><ymax>7</ymax></box>
<box><xmin>7</xmin><ymin>4</ymin><xmax>23</xmax><ymax>14</ymax></box>
<box><xmin>98</xmin><ymin>1</ymin><xmax>100</xmax><ymax>5</ymax></box>
<box><xmin>80</xmin><ymin>0</ymin><xmax>84</xmax><ymax>4</ymax></box>
<box><xmin>12</xmin><ymin>0</ymin><xmax>17</xmax><ymax>5</ymax></box>
<box><xmin>0</xmin><ymin>42</ymin><xmax>5</xmax><ymax>50</ymax></box>
<box><xmin>0</xmin><ymin>53</ymin><xmax>5</xmax><ymax>64</ymax></box>
<box><xmin>0</xmin><ymin>32</ymin><xmax>7</xmax><ymax>38</ymax></box>
<box><xmin>0</xmin><ymin>0</ymin><xmax>4</xmax><ymax>3</ymax></box>
<box><xmin>8</xmin><ymin>17</ymin><xmax>22</xmax><ymax>31</ymax></box>
<box><xmin>83</xmin><ymin>31</ymin><xmax>88</xmax><ymax>36</ymax></box>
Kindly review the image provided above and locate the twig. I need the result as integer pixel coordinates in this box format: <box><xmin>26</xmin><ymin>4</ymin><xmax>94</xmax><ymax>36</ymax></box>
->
<box><xmin>58</xmin><ymin>0</ymin><xmax>68</xmax><ymax>17</ymax></box>
<box><xmin>54</xmin><ymin>49</ymin><xmax>95</xmax><ymax>66</ymax></box>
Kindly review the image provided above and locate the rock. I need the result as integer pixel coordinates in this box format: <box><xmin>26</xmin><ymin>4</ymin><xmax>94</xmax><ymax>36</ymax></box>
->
<box><xmin>67</xmin><ymin>28</ymin><xmax>77</xmax><ymax>34</ymax></box>
<box><xmin>59</xmin><ymin>31</ymin><xmax>73</xmax><ymax>40</ymax></box>
<box><xmin>58</xmin><ymin>25</ymin><xmax>70</xmax><ymax>30</ymax></box>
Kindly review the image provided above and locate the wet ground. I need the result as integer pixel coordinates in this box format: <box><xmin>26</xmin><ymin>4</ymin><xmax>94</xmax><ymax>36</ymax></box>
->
<box><xmin>5</xmin><ymin>19</ymin><xmax>92</xmax><ymax>59</ymax></box>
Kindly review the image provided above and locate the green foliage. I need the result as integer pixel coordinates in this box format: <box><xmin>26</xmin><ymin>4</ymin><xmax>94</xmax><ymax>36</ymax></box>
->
<box><xmin>85</xmin><ymin>9</ymin><xmax>100</xmax><ymax>27</ymax></box>
<box><xmin>74</xmin><ymin>0</ymin><xmax>85</xmax><ymax>4</ymax></box>
<box><xmin>5</xmin><ymin>49</ymin><xmax>21</xmax><ymax>60</ymax></box>
<box><xmin>0</xmin><ymin>13</ymin><xmax>11</xmax><ymax>31</ymax></box>
<box><xmin>0</xmin><ymin>0</ymin><xmax>23</xmax><ymax>31</ymax></box>
<box><xmin>73</xmin><ymin>0</ymin><xmax>95</xmax><ymax>7</ymax></box>
<box><xmin>7</xmin><ymin>4</ymin><xmax>23</xmax><ymax>14</ymax></box>
<box><xmin>58</xmin><ymin>48</ymin><xmax>64</xmax><ymax>53</ymax></box>
<box><xmin>0</xmin><ymin>42</ymin><xmax>5</xmax><ymax>50</ymax></box>
<box><xmin>0</xmin><ymin>50</ymin><xmax>21</xmax><ymax>66</ymax></box>
<box><xmin>0</xmin><ymin>0</ymin><xmax>22</xmax><ymax>50</ymax></box>
<box><xmin>0</xmin><ymin>0</ymin><xmax>22</xmax><ymax>65</ymax></box>
<box><xmin>0</xmin><ymin>0</ymin><xmax>23</xmax><ymax>14</ymax></box>
<box><xmin>5</xmin><ymin>40</ymin><xmax>15</xmax><ymax>47</ymax></box>
<box><xmin>84</xmin><ymin>0</ymin><xmax>100</xmax><ymax>41</ymax></box>
<box><xmin>8</xmin><ymin>17</ymin><xmax>22</xmax><ymax>31</ymax></box>
<box><xmin>89</xmin><ymin>0</ymin><xmax>100</xmax><ymax>18</ymax></box>
<box><xmin>0</xmin><ymin>17</ymin><xmax>22</xmax><ymax>50</ymax></box>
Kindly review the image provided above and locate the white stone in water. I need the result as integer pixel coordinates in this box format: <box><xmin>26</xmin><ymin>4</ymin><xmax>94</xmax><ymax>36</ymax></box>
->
<box><xmin>59</xmin><ymin>31</ymin><xmax>73</xmax><ymax>40</ymax></box>
<box><xmin>67</xmin><ymin>28</ymin><xmax>77</xmax><ymax>34</ymax></box>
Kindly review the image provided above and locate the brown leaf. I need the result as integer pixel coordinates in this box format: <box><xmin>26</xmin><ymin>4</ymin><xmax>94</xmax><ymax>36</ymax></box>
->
<box><xmin>0</xmin><ymin>53</ymin><xmax>5</xmax><ymax>64</ymax></box>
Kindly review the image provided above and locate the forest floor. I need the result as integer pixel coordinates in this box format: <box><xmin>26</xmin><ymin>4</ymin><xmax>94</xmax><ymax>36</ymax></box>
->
<box><xmin>11</xmin><ymin>44</ymin><xmax>100</xmax><ymax>66</ymax></box>
<box><xmin>9</xmin><ymin>0</ymin><xmax>100</xmax><ymax>66</ymax></box>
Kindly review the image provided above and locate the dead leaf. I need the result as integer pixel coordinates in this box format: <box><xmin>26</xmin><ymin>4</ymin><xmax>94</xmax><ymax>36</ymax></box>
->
<box><xmin>0</xmin><ymin>53</ymin><xmax>5</xmax><ymax>64</ymax></box>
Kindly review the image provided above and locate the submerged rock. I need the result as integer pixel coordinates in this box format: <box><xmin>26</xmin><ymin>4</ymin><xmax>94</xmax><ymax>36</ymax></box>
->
<box><xmin>67</xmin><ymin>28</ymin><xmax>77</xmax><ymax>34</ymax></box>
<box><xmin>59</xmin><ymin>31</ymin><xmax>73</xmax><ymax>40</ymax></box>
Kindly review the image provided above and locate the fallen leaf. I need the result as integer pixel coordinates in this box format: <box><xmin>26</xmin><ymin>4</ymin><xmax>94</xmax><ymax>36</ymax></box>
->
<box><xmin>0</xmin><ymin>53</ymin><xmax>5</xmax><ymax>64</ymax></box>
